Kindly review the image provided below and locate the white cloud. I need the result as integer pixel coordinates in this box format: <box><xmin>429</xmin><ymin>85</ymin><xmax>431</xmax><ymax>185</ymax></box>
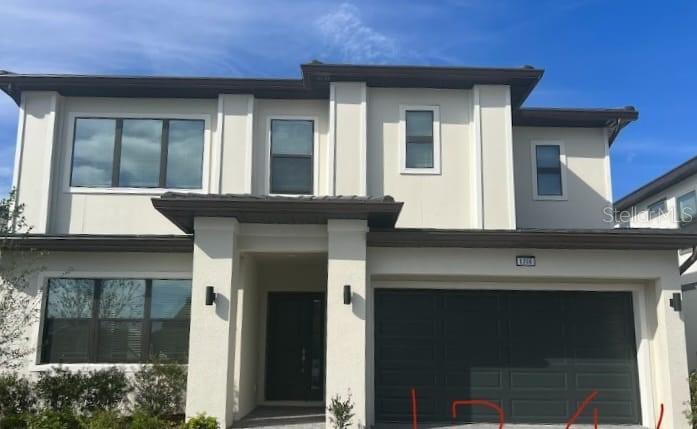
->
<box><xmin>316</xmin><ymin>3</ymin><xmax>399</xmax><ymax>63</ymax></box>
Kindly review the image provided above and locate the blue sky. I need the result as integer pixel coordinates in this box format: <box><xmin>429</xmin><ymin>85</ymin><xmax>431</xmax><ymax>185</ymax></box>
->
<box><xmin>0</xmin><ymin>0</ymin><xmax>695</xmax><ymax>199</ymax></box>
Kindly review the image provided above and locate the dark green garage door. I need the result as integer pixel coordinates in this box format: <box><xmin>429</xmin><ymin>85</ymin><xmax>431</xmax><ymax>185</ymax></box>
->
<box><xmin>374</xmin><ymin>289</ymin><xmax>641</xmax><ymax>424</ymax></box>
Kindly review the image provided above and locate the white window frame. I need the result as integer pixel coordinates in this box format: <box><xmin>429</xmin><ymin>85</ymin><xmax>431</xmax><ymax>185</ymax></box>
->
<box><xmin>265</xmin><ymin>115</ymin><xmax>320</xmax><ymax>196</ymax></box>
<box><xmin>63</xmin><ymin>112</ymin><xmax>212</xmax><ymax>195</ymax></box>
<box><xmin>531</xmin><ymin>140</ymin><xmax>568</xmax><ymax>201</ymax></box>
<box><xmin>647</xmin><ymin>198</ymin><xmax>668</xmax><ymax>221</ymax></box>
<box><xmin>399</xmin><ymin>105</ymin><xmax>441</xmax><ymax>175</ymax></box>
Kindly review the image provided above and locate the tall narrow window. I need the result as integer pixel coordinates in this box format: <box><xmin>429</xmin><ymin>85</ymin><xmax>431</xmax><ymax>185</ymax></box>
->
<box><xmin>405</xmin><ymin>111</ymin><xmax>434</xmax><ymax>169</ymax></box>
<box><xmin>647</xmin><ymin>199</ymin><xmax>667</xmax><ymax>220</ymax></box>
<box><xmin>535</xmin><ymin>145</ymin><xmax>563</xmax><ymax>197</ymax></box>
<box><xmin>677</xmin><ymin>191</ymin><xmax>697</xmax><ymax>225</ymax></box>
<box><xmin>270</xmin><ymin>119</ymin><xmax>314</xmax><ymax>195</ymax></box>
<box><xmin>70</xmin><ymin>118</ymin><xmax>204</xmax><ymax>189</ymax></box>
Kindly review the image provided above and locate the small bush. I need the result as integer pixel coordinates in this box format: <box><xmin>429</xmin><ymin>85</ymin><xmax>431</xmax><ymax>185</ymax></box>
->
<box><xmin>327</xmin><ymin>393</ymin><xmax>354</xmax><ymax>429</ymax></box>
<box><xmin>25</xmin><ymin>410</ymin><xmax>80</xmax><ymax>429</ymax></box>
<box><xmin>0</xmin><ymin>373</ymin><xmax>36</xmax><ymax>417</ymax></box>
<box><xmin>78</xmin><ymin>410</ymin><xmax>126</xmax><ymax>429</ymax></box>
<box><xmin>82</xmin><ymin>368</ymin><xmax>130</xmax><ymax>412</ymax></box>
<box><xmin>182</xmin><ymin>414</ymin><xmax>218</xmax><ymax>429</ymax></box>
<box><xmin>34</xmin><ymin>369</ymin><xmax>85</xmax><ymax>411</ymax></box>
<box><xmin>687</xmin><ymin>371</ymin><xmax>697</xmax><ymax>428</ymax></box>
<box><xmin>0</xmin><ymin>414</ymin><xmax>28</xmax><ymax>429</ymax></box>
<box><xmin>129</xmin><ymin>410</ymin><xmax>173</xmax><ymax>429</ymax></box>
<box><xmin>132</xmin><ymin>363</ymin><xmax>187</xmax><ymax>417</ymax></box>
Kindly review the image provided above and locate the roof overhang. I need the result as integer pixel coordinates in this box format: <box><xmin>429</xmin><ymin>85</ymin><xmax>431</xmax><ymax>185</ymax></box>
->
<box><xmin>513</xmin><ymin>107</ymin><xmax>639</xmax><ymax>144</ymax></box>
<box><xmin>615</xmin><ymin>155</ymin><xmax>697</xmax><ymax>211</ymax></box>
<box><xmin>152</xmin><ymin>193</ymin><xmax>404</xmax><ymax>234</ymax></box>
<box><xmin>0</xmin><ymin>63</ymin><xmax>543</xmax><ymax>107</ymax></box>
<box><xmin>0</xmin><ymin>234</ymin><xmax>193</xmax><ymax>252</ymax></box>
<box><xmin>367</xmin><ymin>228</ymin><xmax>697</xmax><ymax>250</ymax></box>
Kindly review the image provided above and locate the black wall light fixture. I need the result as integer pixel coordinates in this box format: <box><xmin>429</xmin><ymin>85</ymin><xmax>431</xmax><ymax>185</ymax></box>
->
<box><xmin>205</xmin><ymin>286</ymin><xmax>216</xmax><ymax>306</ymax></box>
<box><xmin>670</xmin><ymin>292</ymin><xmax>682</xmax><ymax>312</ymax></box>
<box><xmin>344</xmin><ymin>285</ymin><xmax>351</xmax><ymax>305</ymax></box>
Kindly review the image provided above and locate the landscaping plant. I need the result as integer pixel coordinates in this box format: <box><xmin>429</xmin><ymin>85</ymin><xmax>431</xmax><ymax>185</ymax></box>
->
<box><xmin>327</xmin><ymin>393</ymin><xmax>355</xmax><ymax>429</ymax></box>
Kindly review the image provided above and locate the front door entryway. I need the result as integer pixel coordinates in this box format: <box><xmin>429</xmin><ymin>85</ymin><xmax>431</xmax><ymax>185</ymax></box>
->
<box><xmin>265</xmin><ymin>292</ymin><xmax>325</xmax><ymax>401</ymax></box>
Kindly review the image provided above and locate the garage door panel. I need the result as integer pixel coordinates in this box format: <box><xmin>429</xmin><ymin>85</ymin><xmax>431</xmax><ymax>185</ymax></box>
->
<box><xmin>375</xmin><ymin>289</ymin><xmax>641</xmax><ymax>424</ymax></box>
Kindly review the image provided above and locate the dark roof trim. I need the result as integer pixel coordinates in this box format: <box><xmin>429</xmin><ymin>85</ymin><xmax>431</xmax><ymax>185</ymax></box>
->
<box><xmin>0</xmin><ymin>63</ymin><xmax>543</xmax><ymax>106</ymax></box>
<box><xmin>367</xmin><ymin>228</ymin><xmax>697</xmax><ymax>250</ymax></box>
<box><xmin>1</xmin><ymin>234</ymin><xmax>193</xmax><ymax>252</ymax></box>
<box><xmin>615</xmin><ymin>155</ymin><xmax>697</xmax><ymax>211</ymax></box>
<box><xmin>513</xmin><ymin>107</ymin><xmax>639</xmax><ymax>144</ymax></box>
<box><xmin>152</xmin><ymin>193</ymin><xmax>404</xmax><ymax>234</ymax></box>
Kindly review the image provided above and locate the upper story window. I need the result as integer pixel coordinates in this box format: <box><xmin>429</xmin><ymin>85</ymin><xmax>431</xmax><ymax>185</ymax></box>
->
<box><xmin>41</xmin><ymin>278</ymin><xmax>191</xmax><ymax>364</ymax></box>
<box><xmin>647</xmin><ymin>199</ymin><xmax>667</xmax><ymax>220</ymax></box>
<box><xmin>269</xmin><ymin>119</ymin><xmax>315</xmax><ymax>195</ymax></box>
<box><xmin>532</xmin><ymin>141</ymin><xmax>567</xmax><ymax>200</ymax></box>
<box><xmin>70</xmin><ymin>118</ymin><xmax>205</xmax><ymax>190</ymax></box>
<box><xmin>400</xmin><ymin>106</ymin><xmax>441</xmax><ymax>174</ymax></box>
<box><xmin>677</xmin><ymin>191</ymin><xmax>696</xmax><ymax>225</ymax></box>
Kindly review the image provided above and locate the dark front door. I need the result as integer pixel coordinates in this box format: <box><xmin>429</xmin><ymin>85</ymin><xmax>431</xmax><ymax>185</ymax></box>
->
<box><xmin>266</xmin><ymin>292</ymin><xmax>325</xmax><ymax>401</ymax></box>
<box><xmin>374</xmin><ymin>289</ymin><xmax>641</xmax><ymax>424</ymax></box>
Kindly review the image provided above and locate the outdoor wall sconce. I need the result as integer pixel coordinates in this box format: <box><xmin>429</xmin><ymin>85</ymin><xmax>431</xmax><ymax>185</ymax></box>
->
<box><xmin>205</xmin><ymin>286</ymin><xmax>216</xmax><ymax>306</ymax></box>
<box><xmin>670</xmin><ymin>292</ymin><xmax>682</xmax><ymax>312</ymax></box>
<box><xmin>344</xmin><ymin>285</ymin><xmax>351</xmax><ymax>305</ymax></box>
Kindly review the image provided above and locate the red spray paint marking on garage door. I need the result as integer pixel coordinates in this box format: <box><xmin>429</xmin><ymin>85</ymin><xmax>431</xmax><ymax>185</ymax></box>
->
<box><xmin>408</xmin><ymin>387</ymin><xmax>665</xmax><ymax>429</ymax></box>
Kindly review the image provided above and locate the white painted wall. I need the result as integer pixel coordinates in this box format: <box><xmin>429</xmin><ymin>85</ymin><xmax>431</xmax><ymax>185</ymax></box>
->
<box><xmin>514</xmin><ymin>126</ymin><xmax>612</xmax><ymax>229</ymax></box>
<box><xmin>622</xmin><ymin>173</ymin><xmax>697</xmax><ymax>229</ymax></box>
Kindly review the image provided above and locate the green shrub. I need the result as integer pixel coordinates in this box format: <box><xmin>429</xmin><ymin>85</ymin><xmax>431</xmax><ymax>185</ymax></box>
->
<box><xmin>129</xmin><ymin>410</ymin><xmax>173</xmax><ymax>429</ymax></box>
<box><xmin>82</xmin><ymin>368</ymin><xmax>130</xmax><ymax>412</ymax></box>
<box><xmin>78</xmin><ymin>410</ymin><xmax>126</xmax><ymax>429</ymax></box>
<box><xmin>25</xmin><ymin>410</ymin><xmax>80</xmax><ymax>429</ymax></box>
<box><xmin>0</xmin><ymin>414</ymin><xmax>28</xmax><ymax>429</ymax></box>
<box><xmin>0</xmin><ymin>373</ymin><xmax>36</xmax><ymax>417</ymax></box>
<box><xmin>132</xmin><ymin>363</ymin><xmax>187</xmax><ymax>417</ymax></box>
<box><xmin>327</xmin><ymin>393</ymin><xmax>354</xmax><ymax>429</ymax></box>
<box><xmin>34</xmin><ymin>369</ymin><xmax>86</xmax><ymax>411</ymax></box>
<box><xmin>182</xmin><ymin>414</ymin><xmax>218</xmax><ymax>429</ymax></box>
<box><xmin>687</xmin><ymin>371</ymin><xmax>697</xmax><ymax>427</ymax></box>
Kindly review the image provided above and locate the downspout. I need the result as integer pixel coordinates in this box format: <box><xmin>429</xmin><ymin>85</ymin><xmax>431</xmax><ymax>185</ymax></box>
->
<box><xmin>680</xmin><ymin>245</ymin><xmax>697</xmax><ymax>275</ymax></box>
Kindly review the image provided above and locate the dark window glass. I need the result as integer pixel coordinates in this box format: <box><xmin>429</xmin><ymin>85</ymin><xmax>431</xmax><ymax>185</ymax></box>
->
<box><xmin>119</xmin><ymin>119</ymin><xmax>162</xmax><ymax>187</ymax></box>
<box><xmin>166</xmin><ymin>120</ymin><xmax>205</xmax><ymax>189</ymax></box>
<box><xmin>270</xmin><ymin>120</ymin><xmax>314</xmax><ymax>194</ymax></box>
<box><xmin>678</xmin><ymin>192</ymin><xmax>697</xmax><ymax>225</ymax></box>
<box><xmin>648</xmin><ymin>199</ymin><xmax>667</xmax><ymax>220</ymax></box>
<box><xmin>71</xmin><ymin>119</ymin><xmax>116</xmax><ymax>187</ymax></box>
<box><xmin>70</xmin><ymin>118</ymin><xmax>204</xmax><ymax>189</ymax></box>
<box><xmin>535</xmin><ymin>145</ymin><xmax>562</xmax><ymax>196</ymax></box>
<box><xmin>405</xmin><ymin>111</ymin><xmax>434</xmax><ymax>169</ymax></box>
<box><xmin>41</xmin><ymin>279</ymin><xmax>191</xmax><ymax>364</ymax></box>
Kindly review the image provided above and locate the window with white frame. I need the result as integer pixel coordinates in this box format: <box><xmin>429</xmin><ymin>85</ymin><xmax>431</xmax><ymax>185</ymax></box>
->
<box><xmin>400</xmin><ymin>106</ymin><xmax>441</xmax><ymax>174</ymax></box>
<box><xmin>269</xmin><ymin>119</ymin><xmax>315</xmax><ymax>195</ymax></box>
<box><xmin>41</xmin><ymin>278</ymin><xmax>191</xmax><ymax>364</ymax></box>
<box><xmin>532</xmin><ymin>142</ymin><xmax>566</xmax><ymax>199</ymax></box>
<box><xmin>70</xmin><ymin>118</ymin><xmax>205</xmax><ymax>189</ymax></box>
<box><xmin>647</xmin><ymin>199</ymin><xmax>667</xmax><ymax>220</ymax></box>
<box><xmin>677</xmin><ymin>191</ymin><xmax>697</xmax><ymax>225</ymax></box>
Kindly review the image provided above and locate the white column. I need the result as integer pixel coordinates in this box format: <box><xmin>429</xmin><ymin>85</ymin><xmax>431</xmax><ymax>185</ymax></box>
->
<box><xmin>326</xmin><ymin>219</ymin><xmax>368</xmax><ymax>428</ymax></box>
<box><xmin>217</xmin><ymin>94</ymin><xmax>255</xmax><ymax>194</ymax></box>
<box><xmin>186</xmin><ymin>217</ymin><xmax>239</xmax><ymax>427</ymax></box>
<box><xmin>651</xmin><ymin>272</ymin><xmax>691</xmax><ymax>429</ymax></box>
<box><xmin>333</xmin><ymin>82</ymin><xmax>367</xmax><ymax>196</ymax></box>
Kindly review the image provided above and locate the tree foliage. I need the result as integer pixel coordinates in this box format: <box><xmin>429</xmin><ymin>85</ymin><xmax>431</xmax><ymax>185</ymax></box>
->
<box><xmin>0</xmin><ymin>189</ymin><xmax>41</xmax><ymax>370</ymax></box>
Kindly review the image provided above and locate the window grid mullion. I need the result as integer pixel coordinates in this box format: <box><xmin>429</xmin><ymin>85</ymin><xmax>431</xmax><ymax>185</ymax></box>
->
<box><xmin>142</xmin><ymin>280</ymin><xmax>153</xmax><ymax>362</ymax></box>
<box><xmin>89</xmin><ymin>280</ymin><xmax>101</xmax><ymax>363</ymax></box>
<box><xmin>159</xmin><ymin>121</ymin><xmax>170</xmax><ymax>188</ymax></box>
<box><xmin>112</xmin><ymin>120</ymin><xmax>124</xmax><ymax>187</ymax></box>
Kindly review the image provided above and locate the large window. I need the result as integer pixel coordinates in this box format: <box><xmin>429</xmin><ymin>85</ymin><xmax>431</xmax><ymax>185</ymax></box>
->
<box><xmin>533</xmin><ymin>143</ymin><xmax>565</xmax><ymax>199</ymax></box>
<box><xmin>70</xmin><ymin>118</ymin><xmax>205</xmax><ymax>189</ymax></box>
<box><xmin>269</xmin><ymin>119</ymin><xmax>314</xmax><ymax>195</ymax></box>
<box><xmin>400</xmin><ymin>106</ymin><xmax>440</xmax><ymax>174</ymax></box>
<box><xmin>678</xmin><ymin>191</ymin><xmax>697</xmax><ymax>225</ymax></box>
<box><xmin>41</xmin><ymin>278</ymin><xmax>191</xmax><ymax>364</ymax></box>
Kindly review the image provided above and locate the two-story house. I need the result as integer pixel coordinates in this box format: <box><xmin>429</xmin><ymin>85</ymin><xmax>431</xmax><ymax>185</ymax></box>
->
<box><xmin>614</xmin><ymin>155</ymin><xmax>697</xmax><ymax>373</ymax></box>
<box><xmin>1</xmin><ymin>63</ymin><xmax>695</xmax><ymax>429</ymax></box>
